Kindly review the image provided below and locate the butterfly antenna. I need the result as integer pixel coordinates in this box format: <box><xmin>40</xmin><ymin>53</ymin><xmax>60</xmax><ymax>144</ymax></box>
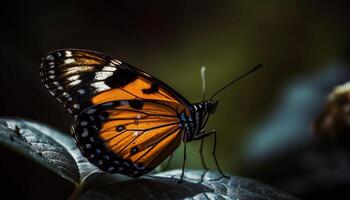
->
<box><xmin>201</xmin><ymin>66</ymin><xmax>206</xmax><ymax>100</ymax></box>
<box><xmin>209</xmin><ymin>64</ymin><xmax>262</xmax><ymax>100</ymax></box>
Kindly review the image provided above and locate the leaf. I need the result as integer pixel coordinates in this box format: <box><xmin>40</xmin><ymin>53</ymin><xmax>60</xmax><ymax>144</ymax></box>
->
<box><xmin>0</xmin><ymin>118</ymin><xmax>80</xmax><ymax>182</ymax></box>
<box><xmin>78</xmin><ymin>170</ymin><xmax>298</xmax><ymax>200</ymax></box>
<box><xmin>0</xmin><ymin>118</ymin><xmax>86</xmax><ymax>199</ymax></box>
<box><xmin>18</xmin><ymin>119</ymin><xmax>101</xmax><ymax>181</ymax></box>
<box><xmin>0</xmin><ymin>118</ymin><xmax>298</xmax><ymax>200</ymax></box>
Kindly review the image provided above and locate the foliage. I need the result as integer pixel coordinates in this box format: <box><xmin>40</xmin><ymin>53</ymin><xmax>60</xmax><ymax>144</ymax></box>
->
<box><xmin>0</xmin><ymin>118</ymin><xmax>297</xmax><ymax>200</ymax></box>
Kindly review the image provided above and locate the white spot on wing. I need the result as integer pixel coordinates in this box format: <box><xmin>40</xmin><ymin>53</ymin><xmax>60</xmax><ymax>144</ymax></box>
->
<box><xmin>80</xmin><ymin>121</ymin><xmax>88</xmax><ymax>126</ymax></box>
<box><xmin>65</xmin><ymin>51</ymin><xmax>73</xmax><ymax>57</ymax></box>
<box><xmin>111</xmin><ymin>59</ymin><xmax>122</xmax><ymax>65</ymax></box>
<box><xmin>46</xmin><ymin>54</ymin><xmax>54</xmax><ymax>61</ymax></box>
<box><xmin>91</xmin><ymin>81</ymin><xmax>111</xmax><ymax>92</ymax></box>
<box><xmin>78</xmin><ymin>89</ymin><xmax>86</xmax><ymax>94</ymax></box>
<box><xmin>133</xmin><ymin>131</ymin><xmax>140</xmax><ymax>137</ymax></box>
<box><xmin>67</xmin><ymin>75</ymin><xmax>80</xmax><ymax>81</ymax></box>
<box><xmin>86</xmin><ymin>109</ymin><xmax>96</xmax><ymax>114</ymax></box>
<box><xmin>94</xmin><ymin>71</ymin><xmax>114</xmax><ymax>81</ymax></box>
<box><xmin>103</xmin><ymin>66</ymin><xmax>117</xmax><ymax>71</ymax></box>
<box><xmin>62</xmin><ymin>92</ymin><xmax>69</xmax><ymax>97</ymax></box>
<box><xmin>64</xmin><ymin>58</ymin><xmax>75</xmax><ymax>64</ymax></box>
<box><xmin>65</xmin><ymin>66</ymin><xmax>94</xmax><ymax>75</ymax></box>
<box><xmin>69</xmin><ymin>80</ymin><xmax>82</xmax><ymax>86</ymax></box>
<box><xmin>81</xmin><ymin>131</ymin><xmax>88</xmax><ymax>137</ymax></box>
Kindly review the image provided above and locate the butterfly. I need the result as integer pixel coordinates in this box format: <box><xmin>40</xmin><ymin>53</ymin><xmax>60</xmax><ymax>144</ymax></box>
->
<box><xmin>40</xmin><ymin>49</ymin><xmax>261</xmax><ymax>180</ymax></box>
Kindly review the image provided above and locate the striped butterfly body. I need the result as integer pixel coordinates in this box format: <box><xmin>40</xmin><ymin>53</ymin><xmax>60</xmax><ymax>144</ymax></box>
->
<box><xmin>40</xmin><ymin>49</ymin><xmax>218</xmax><ymax>177</ymax></box>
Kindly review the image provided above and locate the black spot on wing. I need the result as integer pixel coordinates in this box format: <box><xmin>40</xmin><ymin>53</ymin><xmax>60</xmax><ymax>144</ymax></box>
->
<box><xmin>104</xmin><ymin>67</ymin><xmax>138</xmax><ymax>88</ymax></box>
<box><xmin>129</xmin><ymin>100</ymin><xmax>144</xmax><ymax>110</ymax></box>
<box><xmin>130</xmin><ymin>147</ymin><xmax>138</xmax><ymax>155</ymax></box>
<box><xmin>116</xmin><ymin>125</ymin><xmax>125</xmax><ymax>132</ymax></box>
<box><xmin>102</xmin><ymin>101</ymin><xmax>121</xmax><ymax>107</ymax></box>
<box><xmin>142</xmin><ymin>83</ymin><xmax>159</xmax><ymax>94</ymax></box>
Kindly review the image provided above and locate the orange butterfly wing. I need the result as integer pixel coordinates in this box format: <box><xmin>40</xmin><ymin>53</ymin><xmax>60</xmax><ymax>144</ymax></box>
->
<box><xmin>40</xmin><ymin>49</ymin><xmax>191</xmax><ymax>176</ymax></box>
<box><xmin>40</xmin><ymin>49</ymin><xmax>191</xmax><ymax>116</ymax></box>
<box><xmin>73</xmin><ymin>100</ymin><xmax>185</xmax><ymax>177</ymax></box>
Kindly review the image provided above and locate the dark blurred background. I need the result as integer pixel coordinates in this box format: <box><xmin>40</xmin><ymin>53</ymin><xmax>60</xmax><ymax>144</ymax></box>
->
<box><xmin>1</xmin><ymin>0</ymin><xmax>350</xmax><ymax>198</ymax></box>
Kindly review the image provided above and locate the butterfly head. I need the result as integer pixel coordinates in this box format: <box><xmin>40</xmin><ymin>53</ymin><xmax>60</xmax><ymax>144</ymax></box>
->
<box><xmin>207</xmin><ymin>100</ymin><xmax>219</xmax><ymax>114</ymax></box>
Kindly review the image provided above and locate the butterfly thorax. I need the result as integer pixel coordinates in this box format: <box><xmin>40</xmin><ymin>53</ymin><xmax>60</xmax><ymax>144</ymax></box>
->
<box><xmin>181</xmin><ymin>100</ymin><xmax>218</xmax><ymax>142</ymax></box>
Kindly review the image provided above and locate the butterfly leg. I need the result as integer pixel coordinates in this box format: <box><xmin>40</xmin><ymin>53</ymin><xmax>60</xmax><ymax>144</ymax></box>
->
<box><xmin>211</xmin><ymin>130</ymin><xmax>229</xmax><ymax>179</ymax></box>
<box><xmin>193</xmin><ymin>130</ymin><xmax>229</xmax><ymax>178</ymax></box>
<box><xmin>178</xmin><ymin>141</ymin><xmax>187</xmax><ymax>183</ymax></box>
<box><xmin>199</xmin><ymin>138</ymin><xmax>209</xmax><ymax>170</ymax></box>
